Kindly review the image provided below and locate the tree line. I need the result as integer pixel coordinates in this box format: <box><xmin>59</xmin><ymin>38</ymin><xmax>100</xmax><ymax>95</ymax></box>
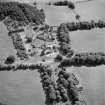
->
<box><xmin>0</xmin><ymin>63</ymin><xmax>44</xmax><ymax>71</ymax></box>
<box><xmin>48</xmin><ymin>0</ymin><xmax>75</xmax><ymax>10</ymax></box>
<box><xmin>38</xmin><ymin>65</ymin><xmax>57</xmax><ymax>105</ymax></box>
<box><xmin>57</xmin><ymin>23</ymin><xmax>74</xmax><ymax>57</ymax></box>
<box><xmin>0</xmin><ymin>2</ymin><xmax>45</xmax><ymax>25</ymax></box>
<box><xmin>59</xmin><ymin>52</ymin><xmax>105</xmax><ymax>67</ymax></box>
<box><xmin>66</xmin><ymin>20</ymin><xmax>105</xmax><ymax>31</ymax></box>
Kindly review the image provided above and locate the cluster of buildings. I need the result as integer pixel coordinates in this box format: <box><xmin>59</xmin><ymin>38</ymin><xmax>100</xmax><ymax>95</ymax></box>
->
<box><xmin>3</xmin><ymin>17</ymin><xmax>59</xmax><ymax>60</ymax></box>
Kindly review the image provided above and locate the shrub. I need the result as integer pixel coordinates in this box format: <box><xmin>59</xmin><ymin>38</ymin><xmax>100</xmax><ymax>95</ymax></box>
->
<box><xmin>67</xmin><ymin>1</ymin><xmax>75</xmax><ymax>9</ymax></box>
<box><xmin>54</xmin><ymin>54</ymin><xmax>63</xmax><ymax>62</ymax></box>
<box><xmin>59</xmin><ymin>43</ymin><xmax>71</xmax><ymax>56</ymax></box>
<box><xmin>5</xmin><ymin>55</ymin><xmax>15</xmax><ymax>64</ymax></box>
